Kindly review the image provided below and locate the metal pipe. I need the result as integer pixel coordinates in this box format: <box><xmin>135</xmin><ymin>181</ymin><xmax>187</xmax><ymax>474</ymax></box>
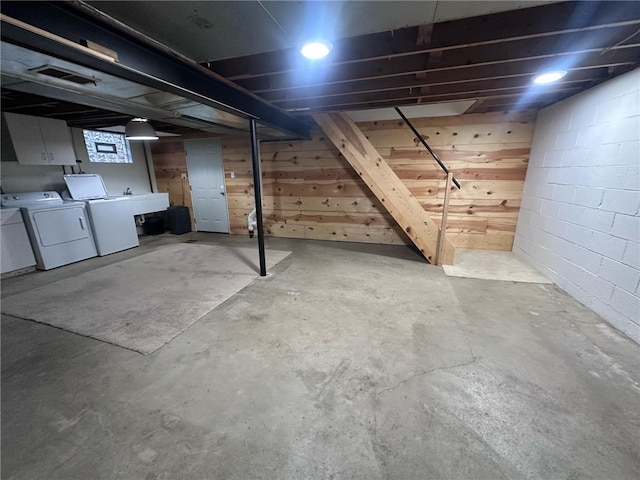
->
<box><xmin>394</xmin><ymin>107</ymin><xmax>461</xmax><ymax>189</ymax></box>
<box><xmin>141</xmin><ymin>142</ymin><xmax>156</xmax><ymax>192</ymax></box>
<box><xmin>249</xmin><ymin>119</ymin><xmax>267</xmax><ymax>276</ymax></box>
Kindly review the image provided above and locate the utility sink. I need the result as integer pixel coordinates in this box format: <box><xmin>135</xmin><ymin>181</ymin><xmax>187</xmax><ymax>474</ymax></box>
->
<box><xmin>128</xmin><ymin>193</ymin><xmax>169</xmax><ymax>216</ymax></box>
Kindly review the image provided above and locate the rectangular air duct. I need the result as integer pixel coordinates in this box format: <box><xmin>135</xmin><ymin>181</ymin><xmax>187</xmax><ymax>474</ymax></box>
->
<box><xmin>29</xmin><ymin>65</ymin><xmax>98</xmax><ymax>86</ymax></box>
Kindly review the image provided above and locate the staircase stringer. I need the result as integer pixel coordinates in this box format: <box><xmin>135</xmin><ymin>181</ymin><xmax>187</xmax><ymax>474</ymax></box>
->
<box><xmin>313</xmin><ymin>112</ymin><xmax>455</xmax><ymax>265</ymax></box>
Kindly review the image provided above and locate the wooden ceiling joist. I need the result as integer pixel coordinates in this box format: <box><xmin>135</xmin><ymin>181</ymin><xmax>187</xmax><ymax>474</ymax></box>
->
<box><xmin>257</xmin><ymin>51</ymin><xmax>638</xmax><ymax>102</ymax></box>
<box><xmin>207</xmin><ymin>2</ymin><xmax>639</xmax><ymax>80</ymax></box>
<box><xmin>313</xmin><ymin>112</ymin><xmax>455</xmax><ymax>265</ymax></box>
<box><xmin>202</xmin><ymin>2</ymin><xmax>639</xmax><ymax>115</ymax></box>
<box><xmin>274</xmin><ymin>76</ymin><xmax>600</xmax><ymax>111</ymax></box>
<box><xmin>289</xmin><ymin>85</ymin><xmax>584</xmax><ymax>114</ymax></box>
<box><xmin>3</xmin><ymin>2</ymin><xmax>637</xmax><ymax>123</ymax></box>
<box><xmin>232</xmin><ymin>28</ymin><xmax>639</xmax><ymax>93</ymax></box>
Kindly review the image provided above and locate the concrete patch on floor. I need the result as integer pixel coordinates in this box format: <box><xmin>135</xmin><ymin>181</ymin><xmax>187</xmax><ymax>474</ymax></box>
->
<box><xmin>443</xmin><ymin>249</ymin><xmax>552</xmax><ymax>283</ymax></box>
<box><xmin>1</xmin><ymin>243</ymin><xmax>290</xmax><ymax>354</ymax></box>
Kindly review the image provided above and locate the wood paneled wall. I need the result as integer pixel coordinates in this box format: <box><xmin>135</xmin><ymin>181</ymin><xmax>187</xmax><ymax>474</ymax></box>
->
<box><xmin>150</xmin><ymin>138</ymin><xmax>194</xmax><ymax>225</ymax></box>
<box><xmin>149</xmin><ymin>111</ymin><xmax>535</xmax><ymax>251</ymax></box>
<box><xmin>223</xmin><ymin>111</ymin><xmax>535</xmax><ymax>251</ymax></box>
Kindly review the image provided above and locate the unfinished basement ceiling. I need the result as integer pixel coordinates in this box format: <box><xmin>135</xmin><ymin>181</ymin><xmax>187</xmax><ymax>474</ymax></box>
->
<box><xmin>1</xmin><ymin>1</ymin><xmax>638</xmax><ymax>130</ymax></box>
<box><xmin>0</xmin><ymin>3</ymin><xmax>308</xmax><ymax>139</ymax></box>
<box><xmin>205</xmin><ymin>1</ymin><xmax>640</xmax><ymax>114</ymax></box>
<box><xmin>1</xmin><ymin>41</ymin><xmax>256</xmax><ymax>136</ymax></box>
<box><xmin>84</xmin><ymin>1</ymin><xmax>640</xmax><ymax>116</ymax></box>
<box><xmin>87</xmin><ymin>1</ymin><xmax>559</xmax><ymax>62</ymax></box>
<box><xmin>0</xmin><ymin>41</ymin><xmax>253</xmax><ymax>135</ymax></box>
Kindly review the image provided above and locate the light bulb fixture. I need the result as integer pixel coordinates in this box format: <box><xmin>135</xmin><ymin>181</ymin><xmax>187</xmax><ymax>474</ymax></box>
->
<box><xmin>125</xmin><ymin>118</ymin><xmax>158</xmax><ymax>140</ymax></box>
<box><xmin>300</xmin><ymin>40</ymin><xmax>332</xmax><ymax>60</ymax></box>
<box><xmin>533</xmin><ymin>70</ymin><xmax>568</xmax><ymax>85</ymax></box>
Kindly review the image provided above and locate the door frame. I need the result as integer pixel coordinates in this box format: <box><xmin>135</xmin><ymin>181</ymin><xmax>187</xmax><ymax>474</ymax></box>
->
<box><xmin>184</xmin><ymin>137</ymin><xmax>230</xmax><ymax>233</ymax></box>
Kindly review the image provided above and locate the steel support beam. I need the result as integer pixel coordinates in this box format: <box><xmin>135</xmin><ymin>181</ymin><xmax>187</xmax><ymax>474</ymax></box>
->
<box><xmin>0</xmin><ymin>1</ymin><xmax>310</xmax><ymax>139</ymax></box>
<box><xmin>250</xmin><ymin>119</ymin><xmax>267</xmax><ymax>277</ymax></box>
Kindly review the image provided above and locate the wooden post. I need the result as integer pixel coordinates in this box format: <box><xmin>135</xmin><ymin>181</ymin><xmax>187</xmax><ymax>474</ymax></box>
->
<box><xmin>437</xmin><ymin>173</ymin><xmax>453</xmax><ymax>266</ymax></box>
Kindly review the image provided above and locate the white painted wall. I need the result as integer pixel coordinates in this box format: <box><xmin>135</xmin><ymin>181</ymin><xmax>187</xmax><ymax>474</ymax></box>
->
<box><xmin>1</xmin><ymin>127</ymin><xmax>153</xmax><ymax>196</ymax></box>
<box><xmin>514</xmin><ymin>68</ymin><xmax>640</xmax><ymax>342</ymax></box>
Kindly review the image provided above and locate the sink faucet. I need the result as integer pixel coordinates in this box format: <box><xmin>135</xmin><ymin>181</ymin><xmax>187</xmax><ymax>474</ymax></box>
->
<box><xmin>124</xmin><ymin>187</ymin><xmax>132</xmax><ymax>195</ymax></box>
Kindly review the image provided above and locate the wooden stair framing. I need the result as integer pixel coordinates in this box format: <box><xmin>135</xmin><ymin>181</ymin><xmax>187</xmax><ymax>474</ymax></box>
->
<box><xmin>313</xmin><ymin>112</ymin><xmax>455</xmax><ymax>264</ymax></box>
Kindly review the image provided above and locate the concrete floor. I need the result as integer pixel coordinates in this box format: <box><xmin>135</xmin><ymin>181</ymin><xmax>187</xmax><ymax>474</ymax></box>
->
<box><xmin>442</xmin><ymin>249</ymin><xmax>553</xmax><ymax>284</ymax></box>
<box><xmin>2</xmin><ymin>233</ymin><xmax>639</xmax><ymax>480</ymax></box>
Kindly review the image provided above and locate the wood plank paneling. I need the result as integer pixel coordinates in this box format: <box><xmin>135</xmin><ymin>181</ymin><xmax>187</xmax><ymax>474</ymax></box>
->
<box><xmin>224</xmin><ymin>111</ymin><xmax>534</xmax><ymax>251</ymax></box>
<box><xmin>150</xmin><ymin>110</ymin><xmax>534</xmax><ymax>252</ymax></box>
<box><xmin>150</xmin><ymin>138</ymin><xmax>195</xmax><ymax>227</ymax></box>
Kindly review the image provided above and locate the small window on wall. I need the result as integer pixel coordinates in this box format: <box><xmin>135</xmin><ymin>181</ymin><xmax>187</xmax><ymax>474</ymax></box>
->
<box><xmin>82</xmin><ymin>129</ymin><xmax>133</xmax><ymax>163</ymax></box>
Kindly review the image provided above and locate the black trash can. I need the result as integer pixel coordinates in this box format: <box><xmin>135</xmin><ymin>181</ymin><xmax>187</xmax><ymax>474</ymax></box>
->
<box><xmin>168</xmin><ymin>206</ymin><xmax>191</xmax><ymax>235</ymax></box>
<box><xmin>143</xmin><ymin>216</ymin><xmax>164</xmax><ymax>235</ymax></box>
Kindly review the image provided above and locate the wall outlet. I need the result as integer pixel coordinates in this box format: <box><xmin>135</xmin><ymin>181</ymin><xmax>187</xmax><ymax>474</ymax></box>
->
<box><xmin>181</xmin><ymin>173</ymin><xmax>187</xmax><ymax>179</ymax></box>
<box><xmin>230</xmin><ymin>171</ymin><xmax>235</xmax><ymax>179</ymax></box>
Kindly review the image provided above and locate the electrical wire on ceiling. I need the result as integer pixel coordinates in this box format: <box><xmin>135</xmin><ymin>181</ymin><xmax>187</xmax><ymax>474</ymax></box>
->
<box><xmin>599</xmin><ymin>27</ymin><xmax>640</xmax><ymax>56</ymax></box>
<box><xmin>256</xmin><ymin>0</ymin><xmax>290</xmax><ymax>40</ymax></box>
<box><xmin>431</xmin><ymin>1</ymin><xmax>440</xmax><ymax>25</ymax></box>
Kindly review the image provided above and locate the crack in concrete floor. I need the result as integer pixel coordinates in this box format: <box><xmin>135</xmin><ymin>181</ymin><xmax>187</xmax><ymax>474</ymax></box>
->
<box><xmin>2</xmin><ymin>234</ymin><xmax>639</xmax><ymax>480</ymax></box>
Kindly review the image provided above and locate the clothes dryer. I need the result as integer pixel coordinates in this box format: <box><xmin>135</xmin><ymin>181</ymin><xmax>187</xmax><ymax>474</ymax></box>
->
<box><xmin>1</xmin><ymin>192</ymin><xmax>97</xmax><ymax>270</ymax></box>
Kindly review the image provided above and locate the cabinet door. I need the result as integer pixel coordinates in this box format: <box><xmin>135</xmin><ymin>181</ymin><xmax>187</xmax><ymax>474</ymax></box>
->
<box><xmin>3</xmin><ymin>113</ymin><xmax>48</xmax><ymax>165</ymax></box>
<box><xmin>38</xmin><ymin>117</ymin><xmax>77</xmax><ymax>165</ymax></box>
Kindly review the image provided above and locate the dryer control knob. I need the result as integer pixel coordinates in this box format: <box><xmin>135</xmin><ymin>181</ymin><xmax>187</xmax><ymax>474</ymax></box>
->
<box><xmin>12</xmin><ymin>195</ymin><xmax>19</xmax><ymax>200</ymax></box>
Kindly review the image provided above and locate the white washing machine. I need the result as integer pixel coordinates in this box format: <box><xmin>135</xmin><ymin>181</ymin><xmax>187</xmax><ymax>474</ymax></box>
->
<box><xmin>63</xmin><ymin>174</ymin><xmax>139</xmax><ymax>256</ymax></box>
<box><xmin>1</xmin><ymin>192</ymin><xmax>98</xmax><ymax>270</ymax></box>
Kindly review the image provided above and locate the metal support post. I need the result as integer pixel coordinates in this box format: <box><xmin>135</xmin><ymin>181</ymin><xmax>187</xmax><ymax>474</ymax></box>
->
<box><xmin>250</xmin><ymin>119</ymin><xmax>267</xmax><ymax>276</ymax></box>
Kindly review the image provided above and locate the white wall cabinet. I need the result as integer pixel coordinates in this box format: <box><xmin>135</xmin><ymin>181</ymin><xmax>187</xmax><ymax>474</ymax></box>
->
<box><xmin>4</xmin><ymin>112</ymin><xmax>77</xmax><ymax>165</ymax></box>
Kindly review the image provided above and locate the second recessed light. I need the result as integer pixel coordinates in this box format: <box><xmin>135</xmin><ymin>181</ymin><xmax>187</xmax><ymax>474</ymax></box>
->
<box><xmin>301</xmin><ymin>40</ymin><xmax>332</xmax><ymax>60</ymax></box>
<box><xmin>533</xmin><ymin>70</ymin><xmax>568</xmax><ymax>85</ymax></box>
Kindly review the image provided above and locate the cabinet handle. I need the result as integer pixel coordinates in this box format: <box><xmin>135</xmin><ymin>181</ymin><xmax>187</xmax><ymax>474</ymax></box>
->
<box><xmin>79</xmin><ymin>217</ymin><xmax>85</xmax><ymax>230</ymax></box>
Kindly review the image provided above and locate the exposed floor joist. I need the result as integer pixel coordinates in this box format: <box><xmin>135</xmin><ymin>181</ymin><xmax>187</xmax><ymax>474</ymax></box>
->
<box><xmin>0</xmin><ymin>89</ymin><xmax>193</xmax><ymax>134</ymax></box>
<box><xmin>0</xmin><ymin>1</ymin><xmax>311</xmax><ymax>138</ymax></box>
<box><xmin>255</xmin><ymin>55</ymin><xmax>635</xmax><ymax>101</ymax></box>
<box><xmin>313</xmin><ymin>112</ymin><xmax>455</xmax><ymax>265</ymax></box>
<box><xmin>3</xmin><ymin>2</ymin><xmax>638</xmax><ymax>123</ymax></box>
<box><xmin>205</xmin><ymin>1</ymin><xmax>640</xmax><ymax>114</ymax></box>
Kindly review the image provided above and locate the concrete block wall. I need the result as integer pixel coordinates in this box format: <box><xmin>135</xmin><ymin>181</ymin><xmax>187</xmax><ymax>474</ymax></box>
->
<box><xmin>514</xmin><ymin>68</ymin><xmax>640</xmax><ymax>342</ymax></box>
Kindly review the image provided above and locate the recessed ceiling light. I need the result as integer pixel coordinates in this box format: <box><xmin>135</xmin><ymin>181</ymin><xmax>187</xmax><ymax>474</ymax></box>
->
<box><xmin>300</xmin><ymin>40</ymin><xmax>332</xmax><ymax>60</ymax></box>
<box><xmin>533</xmin><ymin>70</ymin><xmax>568</xmax><ymax>85</ymax></box>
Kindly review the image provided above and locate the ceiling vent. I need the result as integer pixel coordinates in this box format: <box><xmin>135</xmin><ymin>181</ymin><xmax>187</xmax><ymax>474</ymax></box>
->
<box><xmin>29</xmin><ymin>65</ymin><xmax>98</xmax><ymax>86</ymax></box>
